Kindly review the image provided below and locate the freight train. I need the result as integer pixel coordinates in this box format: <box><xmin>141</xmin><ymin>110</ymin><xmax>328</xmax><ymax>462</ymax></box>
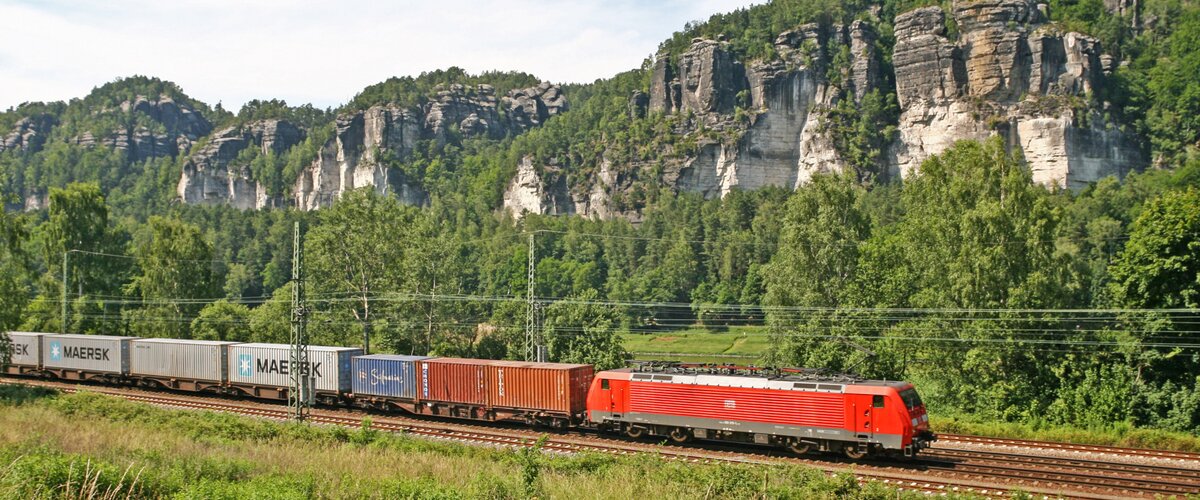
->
<box><xmin>3</xmin><ymin>331</ymin><xmax>936</xmax><ymax>458</ymax></box>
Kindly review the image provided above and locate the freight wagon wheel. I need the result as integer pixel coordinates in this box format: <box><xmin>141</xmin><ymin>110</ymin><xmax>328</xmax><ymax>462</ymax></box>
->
<box><xmin>668</xmin><ymin>427</ymin><xmax>692</xmax><ymax>443</ymax></box>
<box><xmin>787</xmin><ymin>440</ymin><xmax>812</xmax><ymax>455</ymax></box>
<box><xmin>625</xmin><ymin>426</ymin><xmax>646</xmax><ymax>439</ymax></box>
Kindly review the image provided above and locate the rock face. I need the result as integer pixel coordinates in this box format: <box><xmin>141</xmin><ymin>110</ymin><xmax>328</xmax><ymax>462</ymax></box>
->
<box><xmin>889</xmin><ymin>0</ymin><xmax>1143</xmax><ymax>188</ymax></box>
<box><xmin>509</xmin><ymin>26</ymin><xmax>882</xmax><ymax>218</ymax></box>
<box><xmin>177</xmin><ymin>120</ymin><xmax>304</xmax><ymax>209</ymax></box>
<box><xmin>294</xmin><ymin>105</ymin><xmax>426</xmax><ymax>210</ymax></box>
<box><xmin>1</xmin><ymin>114</ymin><xmax>56</xmax><ymax>154</ymax></box>
<box><xmin>169</xmin><ymin>81</ymin><xmax>566</xmax><ymax>210</ymax></box>
<box><xmin>74</xmin><ymin>95</ymin><xmax>212</xmax><ymax>163</ymax></box>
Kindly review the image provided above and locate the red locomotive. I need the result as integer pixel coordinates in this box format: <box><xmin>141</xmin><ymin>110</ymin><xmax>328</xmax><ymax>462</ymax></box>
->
<box><xmin>587</xmin><ymin>366</ymin><xmax>935</xmax><ymax>458</ymax></box>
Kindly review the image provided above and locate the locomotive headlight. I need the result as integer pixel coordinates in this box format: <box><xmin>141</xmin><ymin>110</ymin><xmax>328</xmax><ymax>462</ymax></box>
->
<box><xmin>912</xmin><ymin>417</ymin><xmax>918</xmax><ymax>427</ymax></box>
<box><xmin>921</xmin><ymin>414</ymin><xmax>928</xmax><ymax>422</ymax></box>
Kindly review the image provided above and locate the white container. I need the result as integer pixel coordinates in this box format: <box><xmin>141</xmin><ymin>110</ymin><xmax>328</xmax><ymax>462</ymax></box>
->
<box><xmin>227</xmin><ymin>343</ymin><xmax>361</xmax><ymax>393</ymax></box>
<box><xmin>130</xmin><ymin>338</ymin><xmax>240</xmax><ymax>383</ymax></box>
<box><xmin>5</xmin><ymin>332</ymin><xmax>50</xmax><ymax>367</ymax></box>
<box><xmin>42</xmin><ymin>334</ymin><xmax>136</xmax><ymax>374</ymax></box>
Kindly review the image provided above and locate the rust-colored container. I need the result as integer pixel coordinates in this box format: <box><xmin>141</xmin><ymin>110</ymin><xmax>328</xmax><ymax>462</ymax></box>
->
<box><xmin>487</xmin><ymin>360</ymin><xmax>593</xmax><ymax>414</ymax></box>
<box><xmin>417</xmin><ymin>358</ymin><xmax>594</xmax><ymax>415</ymax></box>
<box><xmin>417</xmin><ymin>358</ymin><xmax>487</xmax><ymax>405</ymax></box>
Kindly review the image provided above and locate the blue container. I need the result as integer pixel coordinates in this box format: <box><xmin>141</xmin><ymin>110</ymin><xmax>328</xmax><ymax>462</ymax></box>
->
<box><xmin>352</xmin><ymin>354</ymin><xmax>431</xmax><ymax>399</ymax></box>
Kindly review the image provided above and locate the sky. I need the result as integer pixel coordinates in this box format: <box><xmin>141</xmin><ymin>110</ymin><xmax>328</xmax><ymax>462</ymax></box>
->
<box><xmin>0</xmin><ymin>0</ymin><xmax>759</xmax><ymax>111</ymax></box>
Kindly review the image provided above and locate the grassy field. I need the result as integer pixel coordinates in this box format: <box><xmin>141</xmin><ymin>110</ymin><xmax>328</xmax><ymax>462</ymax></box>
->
<box><xmin>0</xmin><ymin>385</ymin><xmax>964</xmax><ymax>499</ymax></box>
<box><xmin>621</xmin><ymin>326</ymin><xmax>770</xmax><ymax>364</ymax></box>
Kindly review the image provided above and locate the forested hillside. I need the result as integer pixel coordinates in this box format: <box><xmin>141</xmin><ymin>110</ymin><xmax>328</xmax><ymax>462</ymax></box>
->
<box><xmin>2</xmin><ymin>0</ymin><xmax>1200</xmax><ymax>435</ymax></box>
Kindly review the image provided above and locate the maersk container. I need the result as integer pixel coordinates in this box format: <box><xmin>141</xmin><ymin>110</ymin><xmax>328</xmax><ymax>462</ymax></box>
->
<box><xmin>42</xmin><ymin>334</ymin><xmax>135</xmax><ymax>374</ymax></box>
<box><xmin>352</xmin><ymin>354</ymin><xmax>431</xmax><ymax>399</ymax></box>
<box><xmin>130</xmin><ymin>338</ymin><xmax>239</xmax><ymax>383</ymax></box>
<box><xmin>417</xmin><ymin>358</ymin><xmax>488</xmax><ymax>405</ymax></box>
<box><xmin>5</xmin><ymin>332</ymin><xmax>50</xmax><ymax>367</ymax></box>
<box><xmin>487</xmin><ymin>360</ymin><xmax>593</xmax><ymax>414</ymax></box>
<box><xmin>227</xmin><ymin>343</ymin><xmax>361</xmax><ymax>393</ymax></box>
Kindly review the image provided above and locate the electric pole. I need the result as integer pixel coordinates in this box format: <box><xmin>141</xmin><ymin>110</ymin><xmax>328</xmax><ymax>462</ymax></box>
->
<box><xmin>60</xmin><ymin>251</ymin><xmax>68</xmax><ymax>334</ymax></box>
<box><xmin>289</xmin><ymin>222</ymin><xmax>311</xmax><ymax>422</ymax></box>
<box><xmin>525</xmin><ymin>232</ymin><xmax>546</xmax><ymax>362</ymax></box>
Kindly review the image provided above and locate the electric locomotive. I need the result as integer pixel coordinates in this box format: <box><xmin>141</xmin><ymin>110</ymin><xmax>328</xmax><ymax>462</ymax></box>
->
<box><xmin>586</xmin><ymin>366</ymin><xmax>935</xmax><ymax>457</ymax></box>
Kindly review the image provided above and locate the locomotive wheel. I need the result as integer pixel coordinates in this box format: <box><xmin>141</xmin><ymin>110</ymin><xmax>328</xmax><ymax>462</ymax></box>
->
<box><xmin>787</xmin><ymin>440</ymin><xmax>812</xmax><ymax>455</ymax></box>
<box><xmin>625</xmin><ymin>426</ymin><xmax>646</xmax><ymax>439</ymax></box>
<box><xmin>668</xmin><ymin>427</ymin><xmax>692</xmax><ymax>443</ymax></box>
<box><xmin>843</xmin><ymin>445</ymin><xmax>868</xmax><ymax>460</ymax></box>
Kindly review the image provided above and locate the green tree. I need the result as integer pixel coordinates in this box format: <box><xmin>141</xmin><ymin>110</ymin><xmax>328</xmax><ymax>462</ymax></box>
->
<box><xmin>126</xmin><ymin>217</ymin><xmax>218</xmax><ymax>338</ymax></box>
<box><xmin>1108</xmin><ymin>188</ymin><xmax>1200</xmax><ymax>308</ymax></box>
<box><xmin>249</xmin><ymin>285</ymin><xmax>292</xmax><ymax>344</ymax></box>
<box><xmin>191</xmin><ymin>300</ymin><xmax>252</xmax><ymax>341</ymax></box>
<box><xmin>306</xmin><ymin>188</ymin><xmax>418</xmax><ymax>353</ymax></box>
<box><xmin>545</xmin><ymin>290</ymin><xmax>628</xmax><ymax>370</ymax></box>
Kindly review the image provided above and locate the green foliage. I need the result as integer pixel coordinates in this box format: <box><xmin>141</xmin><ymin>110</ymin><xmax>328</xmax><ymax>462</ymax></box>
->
<box><xmin>545</xmin><ymin>290</ymin><xmax>629</xmax><ymax>370</ymax></box>
<box><xmin>345</xmin><ymin>67</ymin><xmax>540</xmax><ymax>112</ymax></box>
<box><xmin>191</xmin><ymin>300</ymin><xmax>252</xmax><ymax>342</ymax></box>
<box><xmin>1108</xmin><ymin>188</ymin><xmax>1200</xmax><ymax>308</ymax></box>
<box><xmin>125</xmin><ymin>217</ymin><xmax>218</xmax><ymax>338</ymax></box>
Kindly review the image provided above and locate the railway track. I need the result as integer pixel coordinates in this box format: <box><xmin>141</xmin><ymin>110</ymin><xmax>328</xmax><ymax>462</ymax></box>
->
<box><xmin>3</xmin><ymin>378</ymin><xmax>1198</xmax><ymax>499</ymax></box>
<box><xmin>939</xmin><ymin>432</ymin><xmax>1200</xmax><ymax>462</ymax></box>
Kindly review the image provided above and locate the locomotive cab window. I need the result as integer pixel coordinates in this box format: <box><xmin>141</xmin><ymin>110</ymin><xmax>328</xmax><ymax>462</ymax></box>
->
<box><xmin>872</xmin><ymin>395</ymin><xmax>885</xmax><ymax>408</ymax></box>
<box><xmin>601</xmin><ymin>379</ymin><xmax>610</xmax><ymax>390</ymax></box>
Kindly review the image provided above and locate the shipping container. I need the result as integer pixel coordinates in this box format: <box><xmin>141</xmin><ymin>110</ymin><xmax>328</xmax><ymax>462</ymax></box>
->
<box><xmin>352</xmin><ymin>354</ymin><xmax>431</xmax><ymax>399</ymax></box>
<box><xmin>417</xmin><ymin>358</ymin><xmax>593</xmax><ymax>414</ymax></box>
<box><xmin>42</xmin><ymin>334</ymin><xmax>135</xmax><ymax>374</ymax></box>
<box><xmin>5</xmin><ymin>332</ymin><xmax>50</xmax><ymax>367</ymax></box>
<box><xmin>418</xmin><ymin>358</ymin><xmax>488</xmax><ymax>405</ymax></box>
<box><xmin>487</xmin><ymin>360</ymin><xmax>593</xmax><ymax>414</ymax></box>
<box><xmin>227</xmin><ymin>343</ymin><xmax>361</xmax><ymax>393</ymax></box>
<box><xmin>130</xmin><ymin>338</ymin><xmax>240</xmax><ymax>383</ymax></box>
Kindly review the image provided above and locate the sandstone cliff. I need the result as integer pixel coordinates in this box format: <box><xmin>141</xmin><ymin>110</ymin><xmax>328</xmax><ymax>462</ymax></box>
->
<box><xmin>177</xmin><ymin>120</ymin><xmax>304</xmax><ymax>209</ymax></box>
<box><xmin>507</xmin><ymin>23</ymin><xmax>884</xmax><ymax>219</ymax></box>
<box><xmin>503</xmin><ymin>0</ymin><xmax>1147</xmax><ymax>219</ymax></box>
<box><xmin>292</xmin><ymin>82</ymin><xmax>567</xmax><ymax>210</ymax></box>
<box><xmin>73</xmin><ymin>95</ymin><xmax>212</xmax><ymax>164</ymax></box>
<box><xmin>889</xmin><ymin>0</ymin><xmax>1142</xmax><ymax>189</ymax></box>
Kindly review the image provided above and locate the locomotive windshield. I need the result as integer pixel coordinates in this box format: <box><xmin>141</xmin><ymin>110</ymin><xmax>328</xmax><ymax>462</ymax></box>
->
<box><xmin>899</xmin><ymin>388</ymin><xmax>924</xmax><ymax>411</ymax></box>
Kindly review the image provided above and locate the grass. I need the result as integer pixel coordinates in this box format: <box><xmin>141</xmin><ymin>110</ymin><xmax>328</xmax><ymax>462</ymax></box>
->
<box><xmin>0</xmin><ymin>385</ymin><xmax>974</xmax><ymax>499</ymax></box>
<box><xmin>932</xmin><ymin>411</ymin><xmax>1200</xmax><ymax>453</ymax></box>
<box><xmin>621</xmin><ymin>326</ymin><xmax>770</xmax><ymax>363</ymax></box>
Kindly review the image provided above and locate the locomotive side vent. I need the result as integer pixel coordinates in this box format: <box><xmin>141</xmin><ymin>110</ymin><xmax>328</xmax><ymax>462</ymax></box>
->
<box><xmin>652</xmin><ymin>375</ymin><xmax>674</xmax><ymax>381</ymax></box>
<box><xmin>793</xmin><ymin>382</ymin><xmax>817</xmax><ymax>390</ymax></box>
<box><xmin>631</xmin><ymin>374</ymin><xmax>654</xmax><ymax>380</ymax></box>
<box><xmin>817</xmin><ymin>384</ymin><xmax>843</xmax><ymax>392</ymax></box>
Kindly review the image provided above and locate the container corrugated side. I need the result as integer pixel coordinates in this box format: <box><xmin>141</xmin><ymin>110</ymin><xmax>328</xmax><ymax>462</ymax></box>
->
<box><xmin>417</xmin><ymin>358</ymin><xmax>487</xmax><ymax>405</ymax></box>
<box><xmin>130</xmin><ymin>338</ymin><xmax>239</xmax><ymax>383</ymax></box>
<box><xmin>487</xmin><ymin>361</ymin><xmax>593</xmax><ymax>413</ymax></box>
<box><xmin>42</xmin><ymin>334</ymin><xmax>135</xmax><ymax>374</ymax></box>
<box><xmin>5</xmin><ymin>332</ymin><xmax>49</xmax><ymax>367</ymax></box>
<box><xmin>227</xmin><ymin>344</ymin><xmax>362</xmax><ymax>393</ymax></box>
<box><xmin>352</xmin><ymin>354</ymin><xmax>431</xmax><ymax>399</ymax></box>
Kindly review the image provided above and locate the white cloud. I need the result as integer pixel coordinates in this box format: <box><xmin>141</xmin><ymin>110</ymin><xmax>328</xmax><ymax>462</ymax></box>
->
<box><xmin>0</xmin><ymin>0</ymin><xmax>758</xmax><ymax>111</ymax></box>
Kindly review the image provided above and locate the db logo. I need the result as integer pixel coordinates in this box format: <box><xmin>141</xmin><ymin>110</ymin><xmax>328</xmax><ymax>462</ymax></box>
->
<box><xmin>723</xmin><ymin>399</ymin><xmax>736</xmax><ymax>409</ymax></box>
